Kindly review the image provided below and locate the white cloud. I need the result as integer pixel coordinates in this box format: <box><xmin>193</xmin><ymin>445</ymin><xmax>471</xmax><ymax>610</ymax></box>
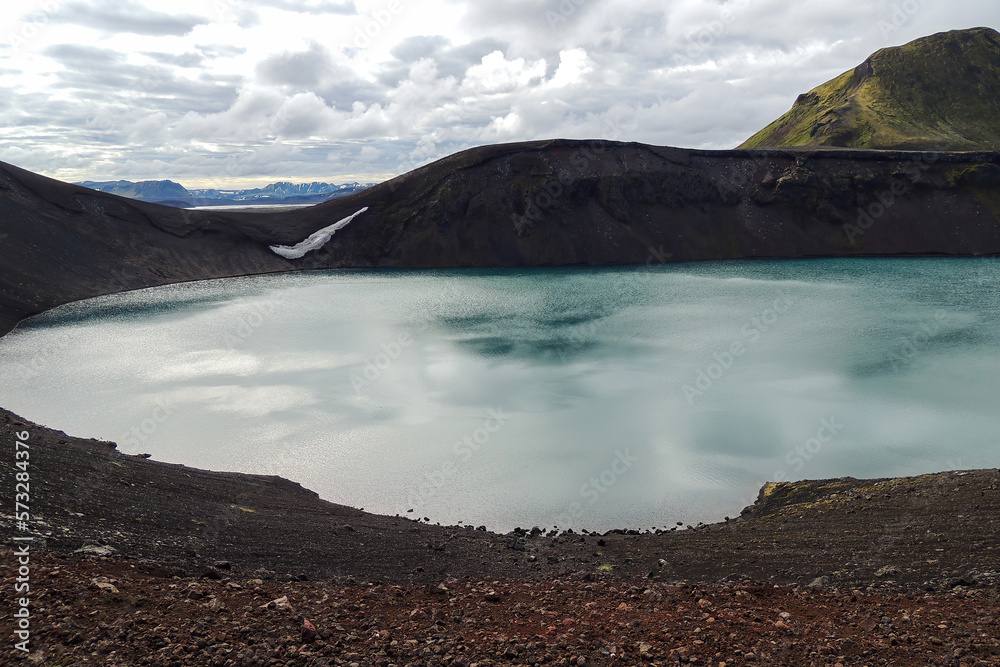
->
<box><xmin>547</xmin><ymin>48</ymin><xmax>592</xmax><ymax>88</ymax></box>
<box><xmin>0</xmin><ymin>0</ymin><xmax>996</xmax><ymax>185</ymax></box>
<box><xmin>463</xmin><ymin>51</ymin><xmax>547</xmax><ymax>94</ymax></box>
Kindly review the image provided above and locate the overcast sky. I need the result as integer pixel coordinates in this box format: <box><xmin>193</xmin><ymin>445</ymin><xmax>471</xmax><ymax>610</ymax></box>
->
<box><xmin>0</xmin><ymin>0</ymin><xmax>996</xmax><ymax>187</ymax></box>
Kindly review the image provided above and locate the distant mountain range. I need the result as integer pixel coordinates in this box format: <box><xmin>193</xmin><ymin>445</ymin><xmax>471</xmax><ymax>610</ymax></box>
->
<box><xmin>740</xmin><ymin>27</ymin><xmax>1000</xmax><ymax>150</ymax></box>
<box><xmin>73</xmin><ymin>179</ymin><xmax>375</xmax><ymax>207</ymax></box>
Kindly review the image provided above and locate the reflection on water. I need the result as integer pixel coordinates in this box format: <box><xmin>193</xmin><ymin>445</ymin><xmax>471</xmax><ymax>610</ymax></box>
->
<box><xmin>1</xmin><ymin>258</ymin><xmax>998</xmax><ymax>532</ymax></box>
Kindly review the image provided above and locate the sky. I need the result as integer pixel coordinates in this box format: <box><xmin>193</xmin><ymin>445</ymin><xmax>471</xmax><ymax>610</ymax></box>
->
<box><xmin>0</xmin><ymin>0</ymin><xmax>996</xmax><ymax>188</ymax></box>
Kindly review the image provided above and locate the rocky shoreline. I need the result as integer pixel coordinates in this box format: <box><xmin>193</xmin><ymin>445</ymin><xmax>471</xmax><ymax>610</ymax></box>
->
<box><xmin>3</xmin><ymin>407</ymin><xmax>1000</xmax><ymax>664</ymax></box>
<box><xmin>6</xmin><ymin>407</ymin><xmax>1000</xmax><ymax>591</ymax></box>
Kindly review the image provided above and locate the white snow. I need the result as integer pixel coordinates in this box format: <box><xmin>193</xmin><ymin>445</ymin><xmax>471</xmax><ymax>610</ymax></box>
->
<box><xmin>269</xmin><ymin>207</ymin><xmax>369</xmax><ymax>259</ymax></box>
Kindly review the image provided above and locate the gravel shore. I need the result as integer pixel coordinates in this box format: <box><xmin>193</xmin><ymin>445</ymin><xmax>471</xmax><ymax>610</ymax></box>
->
<box><xmin>3</xmin><ymin>408</ymin><xmax>1000</xmax><ymax>664</ymax></box>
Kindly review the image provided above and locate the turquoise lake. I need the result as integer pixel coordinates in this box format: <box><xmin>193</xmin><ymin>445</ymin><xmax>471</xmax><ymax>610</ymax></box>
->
<box><xmin>1</xmin><ymin>258</ymin><xmax>998</xmax><ymax>532</ymax></box>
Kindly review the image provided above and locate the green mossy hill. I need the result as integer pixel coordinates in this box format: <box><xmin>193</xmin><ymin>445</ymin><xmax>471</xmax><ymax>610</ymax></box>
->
<box><xmin>740</xmin><ymin>27</ymin><xmax>1000</xmax><ymax>150</ymax></box>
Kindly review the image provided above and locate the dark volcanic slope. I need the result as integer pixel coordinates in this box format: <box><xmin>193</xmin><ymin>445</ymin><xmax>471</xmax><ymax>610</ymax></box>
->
<box><xmin>2</xmin><ymin>140</ymin><xmax>1000</xmax><ymax>335</ymax></box>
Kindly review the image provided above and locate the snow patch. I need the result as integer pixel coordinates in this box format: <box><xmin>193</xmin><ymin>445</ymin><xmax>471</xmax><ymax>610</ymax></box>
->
<box><xmin>269</xmin><ymin>207</ymin><xmax>369</xmax><ymax>259</ymax></box>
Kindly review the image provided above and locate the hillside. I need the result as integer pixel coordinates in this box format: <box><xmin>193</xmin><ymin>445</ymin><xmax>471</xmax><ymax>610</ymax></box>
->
<box><xmin>2</xmin><ymin>140</ymin><xmax>999</xmax><ymax>337</ymax></box>
<box><xmin>740</xmin><ymin>27</ymin><xmax>1000</xmax><ymax>150</ymax></box>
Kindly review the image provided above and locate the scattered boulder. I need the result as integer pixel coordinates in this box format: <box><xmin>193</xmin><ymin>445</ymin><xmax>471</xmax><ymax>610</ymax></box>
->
<box><xmin>261</xmin><ymin>595</ymin><xmax>294</xmax><ymax>612</ymax></box>
<box><xmin>75</xmin><ymin>544</ymin><xmax>115</xmax><ymax>557</ymax></box>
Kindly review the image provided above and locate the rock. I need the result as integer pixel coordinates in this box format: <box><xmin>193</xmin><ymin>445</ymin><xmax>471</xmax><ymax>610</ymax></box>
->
<box><xmin>301</xmin><ymin>619</ymin><xmax>317</xmax><ymax>642</ymax></box>
<box><xmin>75</xmin><ymin>544</ymin><xmax>115</xmax><ymax>556</ymax></box>
<box><xmin>875</xmin><ymin>565</ymin><xmax>900</xmax><ymax>578</ymax></box>
<box><xmin>260</xmin><ymin>595</ymin><xmax>293</xmax><ymax>612</ymax></box>
<box><xmin>484</xmin><ymin>591</ymin><xmax>501</xmax><ymax>603</ymax></box>
<box><xmin>658</xmin><ymin>558</ymin><xmax>667</xmax><ymax>567</ymax></box>
<box><xmin>201</xmin><ymin>568</ymin><xmax>223</xmax><ymax>580</ymax></box>
<box><xmin>507</xmin><ymin>537</ymin><xmax>526</xmax><ymax>551</ymax></box>
<box><xmin>807</xmin><ymin>576</ymin><xmax>830</xmax><ymax>590</ymax></box>
<box><xmin>90</xmin><ymin>577</ymin><xmax>119</xmax><ymax>594</ymax></box>
<box><xmin>213</xmin><ymin>560</ymin><xmax>232</xmax><ymax>570</ymax></box>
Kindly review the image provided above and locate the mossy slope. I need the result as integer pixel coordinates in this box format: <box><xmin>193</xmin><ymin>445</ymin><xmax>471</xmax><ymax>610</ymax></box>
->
<box><xmin>740</xmin><ymin>27</ymin><xmax>1000</xmax><ymax>150</ymax></box>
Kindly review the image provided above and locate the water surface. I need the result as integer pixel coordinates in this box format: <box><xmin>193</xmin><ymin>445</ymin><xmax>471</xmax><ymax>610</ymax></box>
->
<box><xmin>1</xmin><ymin>258</ymin><xmax>998</xmax><ymax>532</ymax></box>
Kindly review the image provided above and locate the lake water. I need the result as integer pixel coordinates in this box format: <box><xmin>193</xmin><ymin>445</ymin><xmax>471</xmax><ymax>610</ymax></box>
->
<box><xmin>1</xmin><ymin>258</ymin><xmax>998</xmax><ymax>532</ymax></box>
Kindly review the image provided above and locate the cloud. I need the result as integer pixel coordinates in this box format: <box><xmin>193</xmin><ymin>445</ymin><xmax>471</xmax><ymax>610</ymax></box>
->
<box><xmin>3</xmin><ymin>0</ymin><xmax>997</xmax><ymax>185</ymax></box>
<box><xmin>141</xmin><ymin>51</ymin><xmax>205</xmax><ymax>68</ymax></box>
<box><xmin>256</xmin><ymin>41</ymin><xmax>384</xmax><ymax>108</ymax></box>
<box><xmin>383</xmin><ymin>35</ymin><xmax>509</xmax><ymax>83</ymax></box>
<box><xmin>258</xmin><ymin>0</ymin><xmax>357</xmax><ymax>13</ymax></box>
<box><xmin>256</xmin><ymin>41</ymin><xmax>335</xmax><ymax>88</ymax></box>
<box><xmin>463</xmin><ymin>50</ymin><xmax>547</xmax><ymax>94</ymax></box>
<box><xmin>48</xmin><ymin>0</ymin><xmax>209</xmax><ymax>36</ymax></box>
<box><xmin>196</xmin><ymin>44</ymin><xmax>248</xmax><ymax>59</ymax></box>
<box><xmin>41</xmin><ymin>43</ymin><xmax>240</xmax><ymax>115</ymax></box>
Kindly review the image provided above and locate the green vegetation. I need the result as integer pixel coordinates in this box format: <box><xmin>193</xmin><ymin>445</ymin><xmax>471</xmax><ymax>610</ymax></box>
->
<box><xmin>740</xmin><ymin>27</ymin><xmax>1000</xmax><ymax>150</ymax></box>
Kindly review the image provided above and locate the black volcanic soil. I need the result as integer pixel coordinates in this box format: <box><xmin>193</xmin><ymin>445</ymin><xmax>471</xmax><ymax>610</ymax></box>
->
<box><xmin>3</xmin><ymin>408</ymin><xmax>1000</xmax><ymax>665</ymax></box>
